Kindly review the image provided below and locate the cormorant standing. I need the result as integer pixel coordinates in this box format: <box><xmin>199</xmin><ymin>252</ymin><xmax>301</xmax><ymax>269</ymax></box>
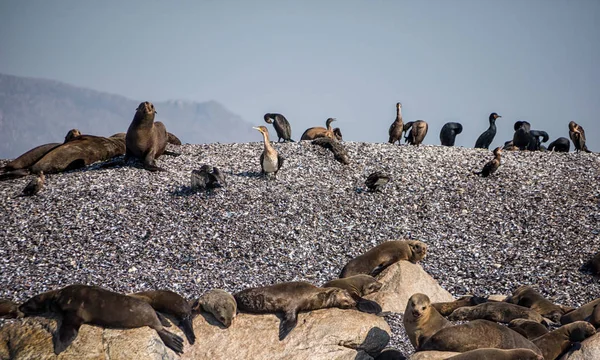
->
<box><xmin>403</xmin><ymin>120</ymin><xmax>428</xmax><ymax>146</ymax></box>
<box><xmin>301</xmin><ymin>118</ymin><xmax>336</xmax><ymax>140</ymax></box>
<box><xmin>474</xmin><ymin>147</ymin><xmax>502</xmax><ymax>177</ymax></box>
<box><xmin>333</xmin><ymin>128</ymin><xmax>343</xmax><ymax>141</ymax></box>
<box><xmin>474</xmin><ymin>113</ymin><xmax>502</xmax><ymax>149</ymax></box>
<box><xmin>528</xmin><ymin>130</ymin><xmax>549</xmax><ymax>151</ymax></box>
<box><xmin>569</xmin><ymin>121</ymin><xmax>591</xmax><ymax>153</ymax></box>
<box><xmin>388</xmin><ymin>102</ymin><xmax>404</xmax><ymax>145</ymax></box>
<box><xmin>547</xmin><ymin>137</ymin><xmax>570</xmax><ymax>152</ymax></box>
<box><xmin>253</xmin><ymin>126</ymin><xmax>284</xmax><ymax>177</ymax></box>
<box><xmin>264</xmin><ymin>113</ymin><xmax>293</xmax><ymax>142</ymax></box>
<box><xmin>512</xmin><ymin>121</ymin><xmax>532</xmax><ymax>150</ymax></box>
<box><xmin>439</xmin><ymin>122</ymin><xmax>463</xmax><ymax>146</ymax></box>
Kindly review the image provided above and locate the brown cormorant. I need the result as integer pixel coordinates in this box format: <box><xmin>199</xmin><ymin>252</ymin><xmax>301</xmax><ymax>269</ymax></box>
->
<box><xmin>365</xmin><ymin>172</ymin><xmax>391</xmax><ymax>192</ymax></box>
<box><xmin>264</xmin><ymin>113</ymin><xmax>293</xmax><ymax>142</ymax></box>
<box><xmin>474</xmin><ymin>147</ymin><xmax>502</xmax><ymax>177</ymax></box>
<box><xmin>547</xmin><ymin>137</ymin><xmax>570</xmax><ymax>152</ymax></box>
<box><xmin>403</xmin><ymin>120</ymin><xmax>428</xmax><ymax>146</ymax></box>
<box><xmin>311</xmin><ymin>137</ymin><xmax>349</xmax><ymax>164</ymax></box>
<box><xmin>439</xmin><ymin>122</ymin><xmax>463</xmax><ymax>146</ymax></box>
<box><xmin>474</xmin><ymin>113</ymin><xmax>502</xmax><ymax>149</ymax></box>
<box><xmin>301</xmin><ymin>118</ymin><xmax>337</xmax><ymax>140</ymax></box>
<box><xmin>569</xmin><ymin>121</ymin><xmax>591</xmax><ymax>153</ymax></box>
<box><xmin>388</xmin><ymin>102</ymin><xmax>404</xmax><ymax>145</ymax></box>
<box><xmin>333</xmin><ymin>127</ymin><xmax>343</xmax><ymax>141</ymax></box>
<box><xmin>253</xmin><ymin>126</ymin><xmax>284</xmax><ymax>177</ymax></box>
<box><xmin>21</xmin><ymin>171</ymin><xmax>45</xmax><ymax>196</ymax></box>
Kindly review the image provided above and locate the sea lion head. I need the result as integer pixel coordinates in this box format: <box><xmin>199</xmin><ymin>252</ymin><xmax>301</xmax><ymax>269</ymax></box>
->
<box><xmin>568</xmin><ymin>321</ymin><xmax>596</xmax><ymax>342</ymax></box>
<box><xmin>322</xmin><ymin>288</ymin><xmax>356</xmax><ymax>309</ymax></box>
<box><xmin>135</xmin><ymin>101</ymin><xmax>157</xmax><ymax>122</ymax></box>
<box><xmin>407</xmin><ymin>240</ymin><xmax>428</xmax><ymax>263</ymax></box>
<box><xmin>447</xmin><ymin>306</ymin><xmax>470</xmax><ymax>321</ymax></box>
<box><xmin>19</xmin><ymin>291</ymin><xmax>56</xmax><ymax>315</ymax></box>
<box><xmin>191</xmin><ymin>290</ymin><xmax>237</xmax><ymax>328</ymax></box>
<box><xmin>361</xmin><ymin>277</ymin><xmax>383</xmax><ymax>296</ymax></box>
<box><xmin>406</xmin><ymin>293</ymin><xmax>431</xmax><ymax>319</ymax></box>
<box><xmin>64</xmin><ymin>129</ymin><xmax>81</xmax><ymax>142</ymax></box>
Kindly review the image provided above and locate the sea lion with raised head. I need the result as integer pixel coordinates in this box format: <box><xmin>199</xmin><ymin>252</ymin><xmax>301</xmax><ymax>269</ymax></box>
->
<box><xmin>388</xmin><ymin>102</ymin><xmax>404</xmax><ymax>145</ymax></box>
<box><xmin>311</xmin><ymin>137</ymin><xmax>349</xmax><ymax>164</ymax></box>
<box><xmin>301</xmin><ymin>118</ymin><xmax>337</xmax><ymax>140</ymax></box>
<box><xmin>19</xmin><ymin>284</ymin><xmax>184</xmax><ymax>355</ymax></box>
<box><xmin>125</xmin><ymin>101</ymin><xmax>169</xmax><ymax>171</ymax></box>
<box><xmin>569</xmin><ymin>121</ymin><xmax>591</xmax><ymax>153</ymax></box>
<box><xmin>475</xmin><ymin>112</ymin><xmax>502</xmax><ymax>149</ymax></box>
<box><xmin>253</xmin><ymin>125</ymin><xmax>284</xmax><ymax>177</ymax></box>
<box><xmin>365</xmin><ymin>172</ymin><xmax>391</xmax><ymax>193</ymax></box>
<box><xmin>191</xmin><ymin>289</ymin><xmax>237</xmax><ymax>328</ymax></box>
<box><xmin>439</xmin><ymin>122</ymin><xmax>463</xmax><ymax>146</ymax></box>
<box><xmin>0</xmin><ymin>299</ymin><xmax>23</xmax><ymax>318</ymax></box>
<box><xmin>234</xmin><ymin>281</ymin><xmax>362</xmax><ymax>340</ymax></box>
<box><xmin>264</xmin><ymin>113</ymin><xmax>293</xmax><ymax>142</ymax></box>
<box><xmin>448</xmin><ymin>302</ymin><xmax>546</xmax><ymax>324</ymax></box>
<box><xmin>129</xmin><ymin>290</ymin><xmax>195</xmax><ymax>344</ymax></box>
<box><xmin>403</xmin><ymin>293</ymin><xmax>452</xmax><ymax>350</ymax></box>
<box><xmin>403</xmin><ymin>120</ymin><xmax>428</xmax><ymax>146</ymax></box>
<box><xmin>505</xmin><ymin>285</ymin><xmax>566</xmax><ymax>323</ymax></box>
<box><xmin>532</xmin><ymin>321</ymin><xmax>596</xmax><ymax>360</ymax></box>
<box><xmin>445</xmin><ymin>348</ymin><xmax>543</xmax><ymax>360</ymax></box>
<box><xmin>547</xmin><ymin>137</ymin><xmax>571</xmax><ymax>152</ymax></box>
<box><xmin>508</xmin><ymin>319</ymin><xmax>549</xmax><ymax>340</ymax></box>
<box><xmin>560</xmin><ymin>298</ymin><xmax>600</xmax><ymax>326</ymax></box>
<box><xmin>432</xmin><ymin>295</ymin><xmax>489</xmax><ymax>317</ymax></box>
<box><xmin>340</xmin><ymin>240</ymin><xmax>427</xmax><ymax>278</ymax></box>
<box><xmin>474</xmin><ymin>147</ymin><xmax>502</xmax><ymax>177</ymax></box>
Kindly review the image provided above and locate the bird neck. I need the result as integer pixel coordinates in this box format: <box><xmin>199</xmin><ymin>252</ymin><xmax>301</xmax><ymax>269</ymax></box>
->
<box><xmin>326</xmin><ymin>119</ymin><xmax>333</xmax><ymax>131</ymax></box>
<box><xmin>261</xmin><ymin>132</ymin><xmax>273</xmax><ymax>151</ymax></box>
<box><xmin>396</xmin><ymin>108</ymin><xmax>402</xmax><ymax>122</ymax></box>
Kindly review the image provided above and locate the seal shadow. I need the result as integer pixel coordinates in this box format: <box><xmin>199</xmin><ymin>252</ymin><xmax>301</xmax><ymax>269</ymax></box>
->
<box><xmin>232</xmin><ymin>171</ymin><xmax>263</xmax><ymax>178</ymax></box>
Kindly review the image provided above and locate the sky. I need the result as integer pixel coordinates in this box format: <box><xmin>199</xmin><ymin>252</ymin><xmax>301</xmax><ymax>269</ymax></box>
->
<box><xmin>1</xmin><ymin>0</ymin><xmax>599</xmax><ymax>150</ymax></box>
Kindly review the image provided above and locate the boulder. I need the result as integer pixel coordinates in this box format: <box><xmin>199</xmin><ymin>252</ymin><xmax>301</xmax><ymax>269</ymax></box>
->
<box><xmin>364</xmin><ymin>261</ymin><xmax>454</xmax><ymax>313</ymax></box>
<box><xmin>409</xmin><ymin>351</ymin><xmax>460</xmax><ymax>360</ymax></box>
<box><xmin>559</xmin><ymin>332</ymin><xmax>600</xmax><ymax>360</ymax></box>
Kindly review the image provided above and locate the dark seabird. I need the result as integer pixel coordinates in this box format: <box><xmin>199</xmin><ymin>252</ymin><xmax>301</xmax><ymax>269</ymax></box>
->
<box><xmin>191</xmin><ymin>165</ymin><xmax>226</xmax><ymax>190</ymax></box>
<box><xmin>547</xmin><ymin>137</ymin><xmax>570</xmax><ymax>152</ymax></box>
<box><xmin>439</xmin><ymin>122</ymin><xmax>463</xmax><ymax>146</ymax></box>
<box><xmin>365</xmin><ymin>172</ymin><xmax>391</xmax><ymax>192</ymax></box>
<box><xmin>21</xmin><ymin>171</ymin><xmax>45</xmax><ymax>196</ymax></box>
<box><xmin>474</xmin><ymin>147</ymin><xmax>502</xmax><ymax>177</ymax></box>
<box><xmin>512</xmin><ymin>121</ymin><xmax>532</xmax><ymax>150</ymax></box>
<box><xmin>333</xmin><ymin>127</ymin><xmax>343</xmax><ymax>141</ymax></box>
<box><xmin>474</xmin><ymin>113</ymin><xmax>502</xmax><ymax>149</ymax></box>
<box><xmin>301</xmin><ymin>118</ymin><xmax>336</xmax><ymax>140</ymax></box>
<box><xmin>569</xmin><ymin>121</ymin><xmax>591</xmax><ymax>153</ymax></box>
<box><xmin>311</xmin><ymin>137</ymin><xmax>349</xmax><ymax>164</ymax></box>
<box><xmin>528</xmin><ymin>130</ymin><xmax>549</xmax><ymax>151</ymax></box>
<box><xmin>403</xmin><ymin>120</ymin><xmax>428</xmax><ymax>146</ymax></box>
<box><xmin>264</xmin><ymin>113</ymin><xmax>293</xmax><ymax>142</ymax></box>
<box><xmin>253</xmin><ymin>126</ymin><xmax>284</xmax><ymax>177</ymax></box>
<box><xmin>388</xmin><ymin>102</ymin><xmax>404</xmax><ymax>145</ymax></box>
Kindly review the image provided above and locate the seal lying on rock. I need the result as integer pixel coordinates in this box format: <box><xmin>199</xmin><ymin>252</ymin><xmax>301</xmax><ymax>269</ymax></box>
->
<box><xmin>403</xmin><ymin>293</ymin><xmax>451</xmax><ymax>350</ymax></box>
<box><xmin>508</xmin><ymin>319</ymin><xmax>549</xmax><ymax>340</ymax></box>
<box><xmin>448</xmin><ymin>302</ymin><xmax>546</xmax><ymax>324</ymax></box>
<box><xmin>191</xmin><ymin>289</ymin><xmax>237</xmax><ymax>328</ymax></box>
<box><xmin>323</xmin><ymin>275</ymin><xmax>383</xmax><ymax>314</ymax></box>
<box><xmin>445</xmin><ymin>348</ymin><xmax>543</xmax><ymax>360</ymax></box>
<box><xmin>560</xmin><ymin>298</ymin><xmax>600</xmax><ymax>327</ymax></box>
<box><xmin>340</xmin><ymin>240</ymin><xmax>427</xmax><ymax>278</ymax></box>
<box><xmin>19</xmin><ymin>284</ymin><xmax>184</xmax><ymax>355</ymax></box>
<box><xmin>0</xmin><ymin>299</ymin><xmax>23</xmax><ymax>318</ymax></box>
<box><xmin>431</xmin><ymin>295</ymin><xmax>489</xmax><ymax>317</ymax></box>
<box><xmin>505</xmin><ymin>285</ymin><xmax>566</xmax><ymax>323</ymax></box>
<box><xmin>532</xmin><ymin>321</ymin><xmax>596</xmax><ymax>360</ymax></box>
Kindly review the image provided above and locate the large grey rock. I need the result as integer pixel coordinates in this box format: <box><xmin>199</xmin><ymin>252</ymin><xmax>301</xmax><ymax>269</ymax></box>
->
<box><xmin>559</xmin><ymin>332</ymin><xmax>600</xmax><ymax>360</ymax></box>
<box><xmin>409</xmin><ymin>351</ymin><xmax>460</xmax><ymax>360</ymax></box>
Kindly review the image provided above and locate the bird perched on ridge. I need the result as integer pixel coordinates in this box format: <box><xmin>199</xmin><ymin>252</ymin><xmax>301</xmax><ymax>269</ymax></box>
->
<box><xmin>474</xmin><ymin>147</ymin><xmax>502</xmax><ymax>178</ymax></box>
<box><xmin>253</xmin><ymin>126</ymin><xmax>284</xmax><ymax>178</ymax></box>
<box><xmin>388</xmin><ymin>102</ymin><xmax>404</xmax><ymax>145</ymax></box>
<box><xmin>191</xmin><ymin>165</ymin><xmax>226</xmax><ymax>190</ymax></box>
<box><xmin>301</xmin><ymin>118</ymin><xmax>337</xmax><ymax>140</ymax></box>
<box><xmin>404</xmin><ymin>120</ymin><xmax>428</xmax><ymax>146</ymax></box>
<box><xmin>439</xmin><ymin>122</ymin><xmax>463</xmax><ymax>146</ymax></box>
<box><xmin>365</xmin><ymin>172</ymin><xmax>391</xmax><ymax>192</ymax></box>
<box><xmin>264</xmin><ymin>113</ymin><xmax>293</xmax><ymax>142</ymax></box>
<box><xmin>20</xmin><ymin>171</ymin><xmax>45</xmax><ymax>196</ymax></box>
<box><xmin>569</xmin><ymin>121</ymin><xmax>591</xmax><ymax>153</ymax></box>
<box><xmin>475</xmin><ymin>112</ymin><xmax>502</xmax><ymax>149</ymax></box>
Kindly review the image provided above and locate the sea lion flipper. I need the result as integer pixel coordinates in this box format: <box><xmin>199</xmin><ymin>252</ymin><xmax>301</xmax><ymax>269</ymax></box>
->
<box><xmin>54</xmin><ymin>314</ymin><xmax>83</xmax><ymax>354</ymax></box>
<box><xmin>157</xmin><ymin>328</ymin><xmax>184</xmax><ymax>355</ymax></box>
<box><xmin>279</xmin><ymin>310</ymin><xmax>298</xmax><ymax>341</ymax></box>
<box><xmin>356</xmin><ymin>298</ymin><xmax>383</xmax><ymax>314</ymax></box>
<box><xmin>179</xmin><ymin>314</ymin><xmax>196</xmax><ymax>345</ymax></box>
<box><xmin>155</xmin><ymin>311</ymin><xmax>172</xmax><ymax>327</ymax></box>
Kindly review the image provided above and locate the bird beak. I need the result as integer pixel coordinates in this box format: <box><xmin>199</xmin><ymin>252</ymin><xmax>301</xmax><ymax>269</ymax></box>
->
<box><xmin>497</xmin><ymin>115</ymin><xmax>502</xmax><ymax>118</ymax></box>
<box><xmin>252</xmin><ymin>127</ymin><xmax>260</xmax><ymax>131</ymax></box>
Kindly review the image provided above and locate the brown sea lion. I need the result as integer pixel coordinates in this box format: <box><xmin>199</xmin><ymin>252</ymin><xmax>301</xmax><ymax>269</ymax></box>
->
<box><xmin>323</xmin><ymin>274</ymin><xmax>383</xmax><ymax>313</ymax></box>
<box><xmin>569</xmin><ymin>121</ymin><xmax>591</xmax><ymax>153</ymax></box>
<box><xmin>0</xmin><ymin>299</ymin><xmax>23</xmax><ymax>318</ymax></box>
<box><xmin>166</xmin><ymin>132</ymin><xmax>182</xmax><ymax>145</ymax></box>
<box><xmin>19</xmin><ymin>171</ymin><xmax>45</xmax><ymax>196</ymax></box>
<box><xmin>19</xmin><ymin>284</ymin><xmax>184</xmax><ymax>355</ymax></box>
<box><xmin>403</xmin><ymin>293</ymin><xmax>452</xmax><ymax>350</ymax></box>
<box><xmin>253</xmin><ymin>126</ymin><xmax>284</xmax><ymax>177</ymax></box>
<box><xmin>448</xmin><ymin>302</ymin><xmax>546</xmax><ymax>324</ymax></box>
<box><xmin>233</xmin><ymin>281</ymin><xmax>358</xmax><ymax>340</ymax></box>
<box><xmin>445</xmin><ymin>348</ymin><xmax>543</xmax><ymax>360</ymax></box>
<box><xmin>191</xmin><ymin>289</ymin><xmax>237</xmax><ymax>328</ymax></box>
<box><xmin>505</xmin><ymin>285</ymin><xmax>565</xmax><ymax>323</ymax></box>
<box><xmin>339</xmin><ymin>240</ymin><xmax>427</xmax><ymax>278</ymax></box>
<box><xmin>419</xmin><ymin>319</ymin><xmax>542</xmax><ymax>355</ymax></box>
<box><xmin>403</xmin><ymin>120</ymin><xmax>428</xmax><ymax>146</ymax></box>
<box><xmin>129</xmin><ymin>290</ymin><xmax>195</xmax><ymax>344</ymax></box>
<box><xmin>473</xmin><ymin>146</ymin><xmax>502</xmax><ymax>177</ymax></box>
<box><xmin>388</xmin><ymin>102</ymin><xmax>404</xmax><ymax>145</ymax></box>
<box><xmin>431</xmin><ymin>296</ymin><xmax>489</xmax><ymax>317</ymax></box>
<box><xmin>532</xmin><ymin>321</ymin><xmax>596</xmax><ymax>360</ymax></box>
<box><xmin>508</xmin><ymin>319</ymin><xmax>549</xmax><ymax>340</ymax></box>
<box><xmin>560</xmin><ymin>298</ymin><xmax>600</xmax><ymax>326</ymax></box>
<box><xmin>125</xmin><ymin>101</ymin><xmax>169</xmax><ymax>171</ymax></box>
<box><xmin>301</xmin><ymin>118</ymin><xmax>337</xmax><ymax>140</ymax></box>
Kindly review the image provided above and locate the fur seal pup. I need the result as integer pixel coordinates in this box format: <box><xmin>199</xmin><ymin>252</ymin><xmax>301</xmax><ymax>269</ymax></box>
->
<box><xmin>547</xmin><ymin>137</ymin><xmax>570</xmax><ymax>152</ymax></box>
<box><xmin>432</xmin><ymin>295</ymin><xmax>489</xmax><ymax>317</ymax></box>
<box><xmin>403</xmin><ymin>293</ymin><xmax>452</xmax><ymax>350</ymax></box>
<box><xmin>323</xmin><ymin>274</ymin><xmax>383</xmax><ymax>313</ymax></box>
<box><xmin>19</xmin><ymin>171</ymin><xmax>45</xmax><ymax>196</ymax></box>
<box><xmin>191</xmin><ymin>289</ymin><xmax>237</xmax><ymax>328</ymax></box>
<box><xmin>340</xmin><ymin>240</ymin><xmax>427</xmax><ymax>278</ymax></box>
<box><xmin>191</xmin><ymin>165</ymin><xmax>226</xmax><ymax>190</ymax></box>
<box><xmin>474</xmin><ymin>146</ymin><xmax>502</xmax><ymax>177</ymax></box>
<box><xmin>560</xmin><ymin>298</ymin><xmax>600</xmax><ymax>326</ymax></box>
<box><xmin>388</xmin><ymin>102</ymin><xmax>404</xmax><ymax>145</ymax></box>
<box><xmin>301</xmin><ymin>118</ymin><xmax>337</xmax><ymax>140</ymax></box>
<box><xmin>439</xmin><ymin>122</ymin><xmax>463</xmax><ymax>146</ymax></box>
<box><xmin>311</xmin><ymin>137</ymin><xmax>350</xmax><ymax>164</ymax></box>
<box><xmin>253</xmin><ymin>125</ymin><xmax>284</xmax><ymax>177</ymax></box>
<box><xmin>129</xmin><ymin>290</ymin><xmax>195</xmax><ymax>344</ymax></box>
<box><xmin>0</xmin><ymin>299</ymin><xmax>23</xmax><ymax>318</ymax></box>
<box><xmin>569</xmin><ymin>121</ymin><xmax>591</xmax><ymax>153</ymax></box>
<box><xmin>403</xmin><ymin>120</ymin><xmax>428</xmax><ymax>146</ymax></box>
<box><xmin>234</xmin><ymin>281</ymin><xmax>359</xmax><ymax>340</ymax></box>
<box><xmin>448</xmin><ymin>302</ymin><xmax>545</xmax><ymax>324</ymax></box>
<box><xmin>505</xmin><ymin>285</ymin><xmax>565</xmax><ymax>323</ymax></box>
<box><xmin>581</xmin><ymin>251</ymin><xmax>600</xmax><ymax>276</ymax></box>
<box><xmin>508</xmin><ymin>319</ymin><xmax>549</xmax><ymax>340</ymax></box>
<box><xmin>532</xmin><ymin>321</ymin><xmax>596</xmax><ymax>360</ymax></box>
<box><xmin>419</xmin><ymin>319</ymin><xmax>542</xmax><ymax>355</ymax></box>
<box><xmin>264</xmin><ymin>113</ymin><xmax>294</xmax><ymax>142</ymax></box>
<box><xmin>475</xmin><ymin>112</ymin><xmax>502</xmax><ymax>149</ymax></box>
<box><xmin>365</xmin><ymin>172</ymin><xmax>391</xmax><ymax>193</ymax></box>
<box><xmin>445</xmin><ymin>348</ymin><xmax>543</xmax><ymax>360</ymax></box>
<box><xmin>19</xmin><ymin>284</ymin><xmax>184</xmax><ymax>355</ymax></box>
<box><xmin>125</xmin><ymin>101</ymin><xmax>169</xmax><ymax>171</ymax></box>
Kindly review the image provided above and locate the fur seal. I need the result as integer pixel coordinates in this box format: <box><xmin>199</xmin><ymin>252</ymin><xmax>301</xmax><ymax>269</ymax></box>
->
<box><xmin>445</xmin><ymin>348</ymin><xmax>543</xmax><ymax>360</ymax></box>
<box><xmin>448</xmin><ymin>302</ymin><xmax>546</xmax><ymax>324</ymax></box>
<box><xmin>439</xmin><ymin>122</ymin><xmax>463</xmax><ymax>146</ymax></box>
<box><xmin>19</xmin><ymin>284</ymin><xmax>184</xmax><ymax>355</ymax></box>
<box><xmin>0</xmin><ymin>299</ymin><xmax>23</xmax><ymax>318</ymax></box>
<box><xmin>191</xmin><ymin>289</ymin><xmax>237</xmax><ymax>328</ymax></box>
<box><xmin>323</xmin><ymin>274</ymin><xmax>383</xmax><ymax>313</ymax></box>
<box><xmin>311</xmin><ymin>137</ymin><xmax>350</xmax><ymax>164</ymax></box>
<box><xmin>547</xmin><ymin>137</ymin><xmax>571</xmax><ymax>152</ymax></box>
<box><xmin>581</xmin><ymin>251</ymin><xmax>600</xmax><ymax>276</ymax></box>
<box><xmin>264</xmin><ymin>113</ymin><xmax>294</xmax><ymax>142</ymax></box>
<box><xmin>129</xmin><ymin>290</ymin><xmax>195</xmax><ymax>344</ymax></box>
<box><xmin>191</xmin><ymin>165</ymin><xmax>226</xmax><ymax>190</ymax></box>
<box><xmin>19</xmin><ymin>171</ymin><xmax>45</xmax><ymax>196</ymax></box>
<box><xmin>253</xmin><ymin>126</ymin><xmax>284</xmax><ymax>177</ymax></box>
<box><xmin>403</xmin><ymin>293</ymin><xmax>452</xmax><ymax>350</ymax></box>
<box><xmin>532</xmin><ymin>321</ymin><xmax>596</xmax><ymax>360</ymax></box>
<box><xmin>365</xmin><ymin>172</ymin><xmax>391</xmax><ymax>193</ymax></box>
<box><xmin>419</xmin><ymin>319</ymin><xmax>542</xmax><ymax>355</ymax></box>
<box><xmin>505</xmin><ymin>285</ymin><xmax>565</xmax><ymax>323</ymax></box>
<box><xmin>234</xmin><ymin>281</ymin><xmax>359</xmax><ymax>340</ymax></box>
<box><xmin>301</xmin><ymin>118</ymin><xmax>337</xmax><ymax>140</ymax></box>
<box><xmin>508</xmin><ymin>319</ymin><xmax>549</xmax><ymax>340</ymax></box>
<box><xmin>474</xmin><ymin>146</ymin><xmax>502</xmax><ymax>177</ymax></box>
<box><xmin>403</xmin><ymin>120</ymin><xmax>428</xmax><ymax>146</ymax></box>
<box><xmin>166</xmin><ymin>132</ymin><xmax>182</xmax><ymax>145</ymax></box>
<box><xmin>560</xmin><ymin>298</ymin><xmax>600</xmax><ymax>326</ymax></box>
<box><xmin>340</xmin><ymin>240</ymin><xmax>427</xmax><ymax>278</ymax></box>
<box><xmin>125</xmin><ymin>101</ymin><xmax>169</xmax><ymax>171</ymax></box>
<box><xmin>432</xmin><ymin>296</ymin><xmax>489</xmax><ymax>317</ymax></box>
<box><xmin>475</xmin><ymin>112</ymin><xmax>502</xmax><ymax>149</ymax></box>
<box><xmin>388</xmin><ymin>102</ymin><xmax>404</xmax><ymax>145</ymax></box>
<box><xmin>569</xmin><ymin>121</ymin><xmax>591</xmax><ymax>153</ymax></box>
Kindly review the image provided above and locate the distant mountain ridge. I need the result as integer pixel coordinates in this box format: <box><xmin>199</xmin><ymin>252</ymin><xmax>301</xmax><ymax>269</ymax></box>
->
<box><xmin>0</xmin><ymin>73</ymin><xmax>256</xmax><ymax>158</ymax></box>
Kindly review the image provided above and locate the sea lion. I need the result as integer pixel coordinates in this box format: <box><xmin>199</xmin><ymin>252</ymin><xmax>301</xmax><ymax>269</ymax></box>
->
<box><xmin>19</xmin><ymin>284</ymin><xmax>184</xmax><ymax>355</ymax></box>
<box><xmin>432</xmin><ymin>295</ymin><xmax>489</xmax><ymax>317</ymax></box>
<box><xmin>264</xmin><ymin>113</ymin><xmax>294</xmax><ymax>142</ymax></box>
<box><xmin>253</xmin><ymin>126</ymin><xmax>284</xmax><ymax>177</ymax></box>
<box><xmin>340</xmin><ymin>240</ymin><xmax>427</xmax><ymax>278</ymax></box>
<box><xmin>508</xmin><ymin>319</ymin><xmax>549</xmax><ymax>340</ymax></box>
<box><xmin>448</xmin><ymin>302</ymin><xmax>546</xmax><ymax>324</ymax></box>
<box><xmin>19</xmin><ymin>171</ymin><xmax>45</xmax><ymax>196</ymax></box>
<box><xmin>125</xmin><ymin>101</ymin><xmax>169</xmax><ymax>171</ymax></box>
<box><xmin>234</xmin><ymin>281</ymin><xmax>359</xmax><ymax>340</ymax></box>
<box><xmin>191</xmin><ymin>165</ymin><xmax>227</xmax><ymax>190</ymax></box>
<box><xmin>560</xmin><ymin>298</ymin><xmax>600</xmax><ymax>326</ymax></box>
<box><xmin>439</xmin><ymin>122</ymin><xmax>463</xmax><ymax>146</ymax></box>
<box><xmin>191</xmin><ymin>289</ymin><xmax>237</xmax><ymax>328</ymax></box>
<box><xmin>365</xmin><ymin>172</ymin><xmax>391</xmax><ymax>193</ymax></box>
<box><xmin>569</xmin><ymin>121</ymin><xmax>591</xmax><ymax>153</ymax></box>
<box><xmin>475</xmin><ymin>112</ymin><xmax>502</xmax><ymax>149</ymax></box>
<box><xmin>473</xmin><ymin>146</ymin><xmax>502</xmax><ymax>177</ymax></box>
<box><xmin>301</xmin><ymin>118</ymin><xmax>337</xmax><ymax>140</ymax></box>
<box><xmin>388</xmin><ymin>102</ymin><xmax>404</xmax><ymax>145</ymax></box>
<box><xmin>445</xmin><ymin>348</ymin><xmax>543</xmax><ymax>360</ymax></box>
<box><xmin>581</xmin><ymin>251</ymin><xmax>600</xmax><ymax>276</ymax></box>
<box><xmin>403</xmin><ymin>120</ymin><xmax>428</xmax><ymax>146</ymax></box>
<box><xmin>311</xmin><ymin>137</ymin><xmax>350</xmax><ymax>164</ymax></box>
<box><xmin>166</xmin><ymin>132</ymin><xmax>182</xmax><ymax>145</ymax></box>
<box><xmin>547</xmin><ymin>137</ymin><xmax>571</xmax><ymax>152</ymax></box>
<box><xmin>419</xmin><ymin>319</ymin><xmax>542</xmax><ymax>355</ymax></box>
<box><xmin>322</xmin><ymin>274</ymin><xmax>383</xmax><ymax>313</ymax></box>
<box><xmin>532</xmin><ymin>321</ymin><xmax>596</xmax><ymax>360</ymax></box>
<box><xmin>129</xmin><ymin>290</ymin><xmax>195</xmax><ymax>344</ymax></box>
<box><xmin>0</xmin><ymin>299</ymin><xmax>23</xmax><ymax>318</ymax></box>
<box><xmin>403</xmin><ymin>293</ymin><xmax>452</xmax><ymax>350</ymax></box>
<box><xmin>505</xmin><ymin>285</ymin><xmax>565</xmax><ymax>323</ymax></box>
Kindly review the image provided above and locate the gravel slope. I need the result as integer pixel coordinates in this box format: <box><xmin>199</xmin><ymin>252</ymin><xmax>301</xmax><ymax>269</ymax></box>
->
<box><xmin>1</xmin><ymin>141</ymin><xmax>599</xmax><ymax>354</ymax></box>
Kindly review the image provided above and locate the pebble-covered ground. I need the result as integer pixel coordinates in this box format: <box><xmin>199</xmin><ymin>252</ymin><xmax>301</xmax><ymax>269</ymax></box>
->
<box><xmin>1</xmin><ymin>141</ymin><xmax>599</xmax><ymax>354</ymax></box>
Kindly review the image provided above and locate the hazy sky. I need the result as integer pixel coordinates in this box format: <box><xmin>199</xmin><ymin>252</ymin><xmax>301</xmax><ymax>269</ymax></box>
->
<box><xmin>1</xmin><ymin>0</ymin><xmax>599</xmax><ymax>150</ymax></box>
